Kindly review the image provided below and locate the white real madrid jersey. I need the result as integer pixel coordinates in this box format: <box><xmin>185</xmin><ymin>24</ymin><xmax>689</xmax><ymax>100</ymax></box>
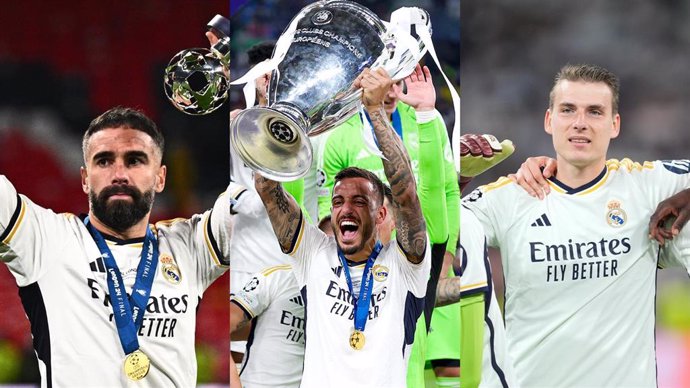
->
<box><xmin>287</xmin><ymin>215</ymin><xmax>430</xmax><ymax>388</ymax></box>
<box><xmin>228</xmin><ymin>172</ymin><xmax>295</xmax><ymax>283</ymax></box>
<box><xmin>231</xmin><ymin>265</ymin><xmax>304</xmax><ymax>388</ymax></box>
<box><xmin>459</xmin><ymin>207</ymin><xmax>517</xmax><ymax>388</ymax></box>
<box><xmin>462</xmin><ymin>159</ymin><xmax>690</xmax><ymax>387</ymax></box>
<box><xmin>0</xmin><ymin>176</ymin><xmax>231</xmax><ymax>387</ymax></box>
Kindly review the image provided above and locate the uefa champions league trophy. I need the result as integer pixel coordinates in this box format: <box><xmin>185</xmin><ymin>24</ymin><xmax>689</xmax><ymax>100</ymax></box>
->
<box><xmin>163</xmin><ymin>14</ymin><xmax>231</xmax><ymax>115</ymax></box>
<box><xmin>230</xmin><ymin>0</ymin><xmax>431</xmax><ymax>181</ymax></box>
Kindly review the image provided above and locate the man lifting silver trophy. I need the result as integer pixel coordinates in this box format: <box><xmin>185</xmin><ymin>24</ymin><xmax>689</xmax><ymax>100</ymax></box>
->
<box><xmin>230</xmin><ymin>0</ymin><xmax>433</xmax><ymax>181</ymax></box>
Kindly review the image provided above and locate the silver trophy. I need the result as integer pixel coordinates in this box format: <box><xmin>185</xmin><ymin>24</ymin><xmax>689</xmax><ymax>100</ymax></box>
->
<box><xmin>231</xmin><ymin>1</ymin><xmax>429</xmax><ymax>181</ymax></box>
<box><xmin>164</xmin><ymin>15</ymin><xmax>231</xmax><ymax>115</ymax></box>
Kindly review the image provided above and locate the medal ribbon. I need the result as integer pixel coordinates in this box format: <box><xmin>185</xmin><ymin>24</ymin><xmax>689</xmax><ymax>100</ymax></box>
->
<box><xmin>84</xmin><ymin>217</ymin><xmax>159</xmax><ymax>355</ymax></box>
<box><xmin>337</xmin><ymin>241</ymin><xmax>383</xmax><ymax>333</ymax></box>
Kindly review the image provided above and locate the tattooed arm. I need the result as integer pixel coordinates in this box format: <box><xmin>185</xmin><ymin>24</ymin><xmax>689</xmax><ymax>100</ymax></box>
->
<box><xmin>435</xmin><ymin>276</ymin><xmax>461</xmax><ymax>307</ymax></box>
<box><xmin>356</xmin><ymin>68</ymin><xmax>427</xmax><ymax>264</ymax></box>
<box><xmin>254</xmin><ymin>175</ymin><xmax>302</xmax><ymax>253</ymax></box>
<box><xmin>230</xmin><ymin>301</ymin><xmax>252</xmax><ymax>334</ymax></box>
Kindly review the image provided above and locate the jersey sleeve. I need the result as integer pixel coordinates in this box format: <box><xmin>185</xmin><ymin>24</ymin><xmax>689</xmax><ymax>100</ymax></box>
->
<box><xmin>639</xmin><ymin>159</ymin><xmax>690</xmax><ymax>205</ymax></box>
<box><xmin>396</xmin><ymin>239</ymin><xmax>432</xmax><ymax>298</ymax></box>
<box><xmin>658</xmin><ymin>228</ymin><xmax>690</xmax><ymax>274</ymax></box>
<box><xmin>285</xmin><ymin>213</ymin><xmax>331</xmax><ymax>286</ymax></box>
<box><xmin>461</xmin><ymin>177</ymin><xmax>513</xmax><ymax>247</ymax></box>
<box><xmin>417</xmin><ymin>115</ymin><xmax>448</xmax><ymax>245</ymax></box>
<box><xmin>0</xmin><ymin>175</ymin><xmax>73</xmax><ymax>286</ymax></box>
<box><xmin>171</xmin><ymin>185</ymin><xmax>232</xmax><ymax>292</ymax></box>
<box><xmin>459</xmin><ymin>207</ymin><xmax>489</xmax><ymax>297</ymax></box>
<box><xmin>440</xmin><ymin>118</ymin><xmax>460</xmax><ymax>253</ymax></box>
<box><xmin>230</xmin><ymin>266</ymin><xmax>287</xmax><ymax>319</ymax></box>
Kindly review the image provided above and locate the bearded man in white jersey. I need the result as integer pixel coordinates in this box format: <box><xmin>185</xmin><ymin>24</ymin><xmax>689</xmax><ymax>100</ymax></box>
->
<box><xmin>463</xmin><ymin>63</ymin><xmax>690</xmax><ymax>387</ymax></box>
<box><xmin>255</xmin><ymin>67</ymin><xmax>430</xmax><ymax>388</ymax></box>
<box><xmin>0</xmin><ymin>106</ymin><xmax>232</xmax><ymax>386</ymax></box>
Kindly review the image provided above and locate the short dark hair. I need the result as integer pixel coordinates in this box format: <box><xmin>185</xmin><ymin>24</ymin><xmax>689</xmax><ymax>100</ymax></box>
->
<box><xmin>549</xmin><ymin>64</ymin><xmax>620</xmax><ymax>114</ymax></box>
<box><xmin>334</xmin><ymin>167</ymin><xmax>385</xmax><ymax>207</ymax></box>
<box><xmin>247</xmin><ymin>41</ymin><xmax>276</xmax><ymax>67</ymax></box>
<box><xmin>82</xmin><ymin>107</ymin><xmax>164</xmax><ymax>162</ymax></box>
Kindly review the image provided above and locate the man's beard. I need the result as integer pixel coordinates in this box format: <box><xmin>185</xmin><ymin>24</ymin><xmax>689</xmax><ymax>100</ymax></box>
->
<box><xmin>90</xmin><ymin>185</ymin><xmax>154</xmax><ymax>233</ymax></box>
<box><xmin>335</xmin><ymin>222</ymin><xmax>375</xmax><ymax>256</ymax></box>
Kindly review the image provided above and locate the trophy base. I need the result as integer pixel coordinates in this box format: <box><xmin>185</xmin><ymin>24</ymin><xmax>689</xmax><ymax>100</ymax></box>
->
<box><xmin>231</xmin><ymin>107</ymin><xmax>313</xmax><ymax>182</ymax></box>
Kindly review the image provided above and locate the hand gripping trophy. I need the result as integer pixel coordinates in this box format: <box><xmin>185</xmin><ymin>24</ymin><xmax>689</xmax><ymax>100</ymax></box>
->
<box><xmin>229</xmin><ymin>0</ymin><xmax>458</xmax><ymax>181</ymax></box>
<box><xmin>163</xmin><ymin>14</ymin><xmax>231</xmax><ymax>115</ymax></box>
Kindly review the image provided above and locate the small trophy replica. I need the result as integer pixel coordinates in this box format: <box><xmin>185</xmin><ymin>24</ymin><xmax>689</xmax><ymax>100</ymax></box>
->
<box><xmin>164</xmin><ymin>14</ymin><xmax>230</xmax><ymax>115</ymax></box>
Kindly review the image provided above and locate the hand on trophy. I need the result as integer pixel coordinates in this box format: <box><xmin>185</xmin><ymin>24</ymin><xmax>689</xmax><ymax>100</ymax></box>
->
<box><xmin>395</xmin><ymin>64</ymin><xmax>435</xmax><ymax>112</ymax></box>
<box><xmin>355</xmin><ymin>68</ymin><xmax>395</xmax><ymax>112</ymax></box>
<box><xmin>205</xmin><ymin>31</ymin><xmax>229</xmax><ymax>79</ymax></box>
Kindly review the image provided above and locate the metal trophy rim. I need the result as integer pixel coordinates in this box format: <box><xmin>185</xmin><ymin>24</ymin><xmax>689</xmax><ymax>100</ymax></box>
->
<box><xmin>231</xmin><ymin>107</ymin><xmax>313</xmax><ymax>181</ymax></box>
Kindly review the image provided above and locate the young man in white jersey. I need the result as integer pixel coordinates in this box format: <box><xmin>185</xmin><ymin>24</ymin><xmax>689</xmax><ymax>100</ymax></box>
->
<box><xmin>0</xmin><ymin>106</ymin><xmax>232</xmax><ymax>386</ymax></box>
<box><xmin>255</xmin><ymin>67</ymin><xmax>430</xmax><ymax>388</ymax></box>
<box><xmin>463</xmin><ymin>63</ymin><xmax>690</xmax><ymax>387</ymax></box>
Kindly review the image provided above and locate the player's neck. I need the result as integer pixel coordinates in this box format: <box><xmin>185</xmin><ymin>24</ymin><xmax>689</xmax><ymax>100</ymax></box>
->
<box><xmin>555</xmin><ymin>158</ymin><xmax>607</xmax><ymax>188</ymax></box>
<box><xmin>88</xmin><ymin>211</ymin><xmax>150</xmax><ymax>240</ymax></box>
<box><xmin>344</xmin><ymin>237</ymin><xmax>378</xmax><ymax>263</ymax></box>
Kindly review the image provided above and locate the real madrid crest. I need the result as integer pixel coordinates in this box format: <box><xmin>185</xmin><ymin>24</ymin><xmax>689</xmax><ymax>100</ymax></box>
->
<box><xmin>372</xmin><ymin>264</ymin><xmax>389</xmax><ymax>282</ymax></box>
<box><xmin>160</xmin><ymin>254</ymin><xmax>181</xmax><ymax>284</ymax></box>
<box><xmin>606</xmin><ymin>200</ymin><xmax>627</xmax><ymax>227</ymax></box>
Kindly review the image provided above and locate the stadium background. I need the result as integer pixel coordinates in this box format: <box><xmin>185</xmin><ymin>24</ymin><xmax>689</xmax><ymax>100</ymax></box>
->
<box><xmin>0</xmin><ymin>1</ymin><xmax>230</xmax><ymax>384</ymax></box>
<box><xmin>461</xmin><ymin>0</ymin><xmax>690</xmax><ymax>386</ymax></box>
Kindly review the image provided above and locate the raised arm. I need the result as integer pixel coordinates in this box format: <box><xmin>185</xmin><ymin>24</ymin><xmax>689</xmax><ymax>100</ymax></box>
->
<box><xmin>356</xmin><ymin>68</ymin><xmax>427</xmax><ymax>263</ymax></box>
<box><xmin>254</xmin><ymin>175</ymin><xmax>302</xmax><ymax>253</ymax></box>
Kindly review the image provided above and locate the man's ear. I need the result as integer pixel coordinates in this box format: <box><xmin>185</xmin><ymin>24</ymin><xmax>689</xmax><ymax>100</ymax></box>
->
<box><xmin>155</xmin><ymin>165</ymin><xmax>167</xmax><ymax>193</ymax></box>
<box><xmin>81</xmin><ymin>166</ymin><xmax>89</xmax><ymax>194</ymax></box>
<box><xmin>610</xmin><ymin>113</ymin><xmax>621</xmax><ymax>139</ymax></box>
<box><xmin>544</xmin><ymin>109</ymin><xmax>553</xmax><ymax>135</ymax></box>
<box><xmin>375</xmin><ymin>203</ymin><xmax>387</xmax><ymax>226</ymax></box>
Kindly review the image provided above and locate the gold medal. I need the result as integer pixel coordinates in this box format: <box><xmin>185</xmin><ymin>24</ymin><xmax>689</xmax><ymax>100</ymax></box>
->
<box><xmin>349</xmin><ymin>330</ymin><xmax>365</xmax><ymax>350</ymax></box>
<box><xmin>124</xmin><ymin>350</ymin><xmax>151</xmax><ymax>381</ymax></box>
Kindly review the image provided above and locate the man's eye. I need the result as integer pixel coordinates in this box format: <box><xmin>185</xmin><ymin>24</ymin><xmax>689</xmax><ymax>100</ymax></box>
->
<box><xmin>128</xmin><ymin>157</ymin><xmax>144</xmax><ymax>166</ymax></box>
<box><xmin>96</xmin><ymin>159</ymin><xmax>110</xmax><ymax>166</ymax></box>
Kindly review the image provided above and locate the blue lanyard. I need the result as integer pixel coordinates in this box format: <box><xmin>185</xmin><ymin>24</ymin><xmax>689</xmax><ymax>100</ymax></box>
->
<box><xmin>84</xmin><ymin>217</ymin><xmax>159</xmax><ymax>355</ymax></box>
<box><xmin>337</xmin><ymin>241</ymin><xmax>383</xmax><ymax>332</ymax></box>
<box><xmin>363</xmin><ymin>108</ymin><xmax>403</xmax><ymax>148</ymax></box>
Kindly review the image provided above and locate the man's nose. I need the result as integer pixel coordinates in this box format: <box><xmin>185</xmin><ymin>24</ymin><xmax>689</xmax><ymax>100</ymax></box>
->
<box><xmin>573</xmin><ymin>112</ymin><xmax>588</xmax><ymax>130</ymax></box>
<box><xmin>112</xmin><ymin>160</ymin><xmax>129</xmax><ymax>183</ymax></box>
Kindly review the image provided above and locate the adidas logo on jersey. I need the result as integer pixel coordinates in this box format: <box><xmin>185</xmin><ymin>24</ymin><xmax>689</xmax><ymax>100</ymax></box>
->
<box><xmin>531</xmin><ymin>214</ymin><xmax>551</xmax><ymax>227</ymax></box>
<box><xmin>289</xmin><ymin>295</ymin><xmax>304</xmax><ymax>306</ymax></box>
<box><xmin>331</xmin><ymin>265</ymin><xmax>343</xmax><ymax>277</ymax></box>
<box><xmin>89</xmin><ymin>257</ymin><xmax>106</xmax><ymax>273</ymax></box>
